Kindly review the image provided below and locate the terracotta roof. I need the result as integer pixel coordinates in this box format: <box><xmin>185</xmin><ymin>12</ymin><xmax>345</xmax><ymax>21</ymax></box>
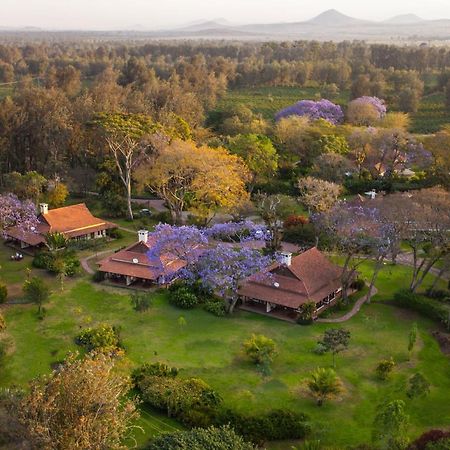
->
<box><xmin>5</xmin><ymin>203</ymin><xmax>116</xmax><ymax>246</ymax></box>
<box><xmin>97</xmin><ymin>238</ymin><xmax>186</xmax><ymax>281</ymax></box>
<box><xmin>41</xmin><ymin>203</ymin><xmax>115</xmax><ymax>235</ymax></box>
<box><xmin>239</xmin><ymin>247</ymin><xmax>342</xmax><ymax>309</ymax></box>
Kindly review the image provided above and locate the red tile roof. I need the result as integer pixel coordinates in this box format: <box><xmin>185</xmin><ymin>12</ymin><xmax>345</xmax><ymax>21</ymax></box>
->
<box><xmin>97</xmin><ymin>238</ymin><xmax>186</xmax><ymax>282</ymax></box>
<box><xmin>239</xmin><ymin>247</ymin><xmax>342</xmax><ymax>309</ymax></box>
<box><xmin>5</xmin><ymin>203</ymin><xmax>116</xmax><ymax>246</ymax></box>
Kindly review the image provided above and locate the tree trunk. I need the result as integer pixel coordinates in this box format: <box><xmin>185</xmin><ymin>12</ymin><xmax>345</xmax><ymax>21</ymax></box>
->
<box><xmin>229</xmin><ymin>296</ymin><xmax>239</xmax><ymax>314</ymax></box>
<box><xmin>366</xmin><ymin>256</ymin><xmax>384</xmax><ymax>304</ymax></box>
<box><xmin>126</xmin><ymin>178</ymin><xmax>133</xmax><ymax>221</ymax></box>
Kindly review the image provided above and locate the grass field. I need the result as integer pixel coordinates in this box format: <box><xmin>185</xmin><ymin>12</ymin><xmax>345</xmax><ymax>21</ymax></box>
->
<box><xmin>214</xmin><ymin>86</ymin><xmax>450</xmax><ymax>135</ymax></box>
<box><xmin>1</xmin><ymin>248</ymin><xmax>449</xmax><ymax>448</ymax></box>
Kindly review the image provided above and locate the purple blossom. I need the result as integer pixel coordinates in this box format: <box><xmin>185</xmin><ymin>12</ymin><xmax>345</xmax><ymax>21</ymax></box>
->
<box><xmin>275</xmin><ymin>99</ymin><xmax>344</xmax><ymax>125</ymax></box>
<box><xmin>182</xmin><ymin>244</ymin><xmax>273</xmax><ymax>299</ymax></box>
<box><xmin>350</xmin><ymin>96</ymin><xmax>387</xmax><ymax>118</ymax></box>
<box><xmin>205</xmin><ymin>221</ymin><xmax>268</xmax><ymax>243</ymax></box>
<box><xmin>0</xmin><ymin>193</ymin><xmax>39</xmax><ymax>238</ymax></box>
<box><xmin>146</xmin><ymin>224</ymin><xmax>208</xmax><ymax>272</ymax></box>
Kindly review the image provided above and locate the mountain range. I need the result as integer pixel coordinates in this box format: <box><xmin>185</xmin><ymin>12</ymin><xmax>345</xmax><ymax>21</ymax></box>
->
<box><xmin>148</xmin><ymin>9</ymin><xmax>450</xmax><ymax>42</ymax></box>
<box><xmin>1</xmin><ymin>10</ymin><xmax>450</xmax><ymax>42</ymax></box>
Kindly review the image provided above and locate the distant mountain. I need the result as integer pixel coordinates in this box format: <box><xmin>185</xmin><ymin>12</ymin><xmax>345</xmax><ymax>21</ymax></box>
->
<box><xmin>307</xmin><ymin>9</ymin><xmax>364</xmax><ymax>26</ymax></box>
<box><xmin>383</xmin><ymin>14</ymin><xmax>425</xmax><ymax>24</ymax></box>
<box><xmin>178</xmin><ymin>19</ymin><xmax>233</xmax><ymax>32</ymax></box>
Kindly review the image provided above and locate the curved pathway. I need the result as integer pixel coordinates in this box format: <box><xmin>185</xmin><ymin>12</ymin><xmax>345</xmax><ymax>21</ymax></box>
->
<box><xmin>317</xmin><ymin>286</ymin><xmax>378</xmax><ymax>323</ymax></box>
<box><xmin>80</xmin><ymin>249</ymin><xmax>115</xmax><ymax>275</ymax></box>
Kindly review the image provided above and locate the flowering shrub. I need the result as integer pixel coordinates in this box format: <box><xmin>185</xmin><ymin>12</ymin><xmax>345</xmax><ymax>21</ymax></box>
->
<box><xmin>350</xmin><ymin>96</ymin><xmax>386</xmax><ymax>117</ymax></box>
<box><xmin>284</xmin><ymin>215</ymin><xmax>309</xmax><ymax>229</ymax></box>
<box><xmin>275</xmin><ymin>99</ymin><xmax>344</xmax><ymax>125</ymax></box>
<box><xmin>205</xmin><ymin>220</ymin><xmax>267</xmax><ymax>243</ymax></box>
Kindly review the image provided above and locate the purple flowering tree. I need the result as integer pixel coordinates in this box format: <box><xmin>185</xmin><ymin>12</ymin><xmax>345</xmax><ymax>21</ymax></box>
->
<box><xmin>205</xmin><ymin>220</ymin><xmax>268</xmax><ymax>243</ymax></box>
<box><xmin>146</xmin><ymin>224</ymin><xmax>208</xmax><ymax>270</ymax></box>
<box><xmin>0</xmin><ymin>193</ymin><xmax>38</xmax><ymax>238</ymax></box>
<box><xmin>183</xmin><ymin>244</ymin><xmax>273</xmax><ymax>313</ymax></box>
<box><xmin>275</xmin><ymin>99</ymin><xmax>344</xmax><ymax>125</ymax></box>
<box><xmin>147</xmin><ymin>223</ymin><xmax>274</xmax><ymax>312</ymax></box>
<box><xmin>347</xmin><ymin>97</ymin><xmax>387</xmax><ymax>125</ymax></box>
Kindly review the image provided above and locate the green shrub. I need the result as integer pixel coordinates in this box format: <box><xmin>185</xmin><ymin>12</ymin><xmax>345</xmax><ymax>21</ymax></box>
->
<box><xmin>68</xmin><ymin>237</ymin><xmax>108</xmax><ymax>251</ymax></box>
<box><xmin>297</xmin><ymin>301</ymin><xmax>316</xmax><ymax>325</ymax></box>
<box><xmin>33</xmin><ymin>251</ymin><xmax>80</xmax><ymax>277</ymax></box>
<box><xmin>130</xmin><ymin>291</ymin><xmax>152</xmax><ymax>312</ymax></box>
<box><xmin>394</xmin><ymin>290</ymin><xmax>450</xmax><ymax>329</ymax></box>
<box><xmin>75</xmin><ymin>324</ymin><xmax>122</xmax><ymax>354</ymax></box>
<box><xmin>0</xmin><ymin>284</ymin><xmax>7</xmax><ymax>304</ymax></box>
<box><xmin>108</xmin><ymin>228</ymin><xmax>124</xmax><ymax>240</ymax></box>
<box><xmin>351</xmin><ymin>278</ymin><xmax>366</xmax><ymax>291</ymax></box>
<box><xmin>203</xmin><ymin>299</ymin><xmax>227</xmax><ymax>317</ymax></box>
<box><xmin>216</xmin><ymin>409</ymin><xmax>310</xmax><ymax>445</ymax></box>
<box><xmin>32</xmin><ymin>251</ymin><xmax>53</xmax><ymax>269</ymax></box>
<box><xmin>145</xmin><ymin>425</ymin><xmax>256</xmax><ymax>450</ymax></box>
<box><xmin>375</xmin><ymin>357</ymin><xmax>395</xmax><ymax>380</ymax></box>
<box><xmin>313</xmin><ymin>342</ymin><xmax>328</xmax><ymax>355</ymax></box>
<box><xmin>169</xmin><ymin>286</ymin><xmax>198</xmax><ymax>309</ymax></box>
<box><xmin>283</xmin><ymin>223</ymin><xmax>317</xmax><ymax>246</ymax></box>
<box><xmin>92</xmin><ymin>271</ymin><xmax>105</xmax><ymax>282</ymax></box>
<box><xmin>137</xmin><ymin>371</ymin><xmax>221</xmax><ymax>427</ymax></box>
<box><xmin>132</xmin><ymin>362</ymin><xmax>179</xmax><ymax>385</ymax></box>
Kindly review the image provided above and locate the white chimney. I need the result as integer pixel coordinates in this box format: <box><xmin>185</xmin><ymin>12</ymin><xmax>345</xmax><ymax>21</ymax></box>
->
<box><xmin>138</xmin><ymin>230</ymin><xmax>149</xmax><ymax>243</ymax></box>
<box><xmin>279</xmin><ymin>252</ymin><xmax>292</xmax><ymax>267</ymax></box>
<box><xmin>39</xmin><ymin>203</ymin><xmax>48</xmax><ymax>215</ymax></box>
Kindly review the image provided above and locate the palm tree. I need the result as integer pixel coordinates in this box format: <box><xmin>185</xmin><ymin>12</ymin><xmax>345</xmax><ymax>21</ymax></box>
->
<box><xmin>45</xmin><ymin>232</ymin><xmax>68</xmax><ymax>252</ymax></box>
<box><xmin>307</xmin><ymin>368</ymin><xmax>343</xmax><ymax>406</ymax></box>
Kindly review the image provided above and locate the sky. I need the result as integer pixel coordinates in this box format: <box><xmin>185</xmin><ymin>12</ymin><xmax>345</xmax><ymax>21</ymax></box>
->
<box><xmin>3</xmin><ymin>0</ymin><xmax>450</xmax><ymax>30</ymax></box>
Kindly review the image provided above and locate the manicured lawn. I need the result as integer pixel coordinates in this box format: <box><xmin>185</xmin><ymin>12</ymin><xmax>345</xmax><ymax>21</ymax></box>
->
<box><xmin>1</xmin><ymin>253</ymin><xmax>450</xmax><ymax>448</ymax></box>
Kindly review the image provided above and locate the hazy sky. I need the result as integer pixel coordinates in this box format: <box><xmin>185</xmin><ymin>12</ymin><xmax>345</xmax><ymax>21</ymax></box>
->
<box><xmin>4</xmin><ymin>0</ymin><xmax>450</xmax><ymax>30</ymax></box>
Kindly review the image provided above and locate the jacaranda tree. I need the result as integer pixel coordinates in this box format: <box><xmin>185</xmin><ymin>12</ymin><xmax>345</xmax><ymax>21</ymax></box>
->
<box><xmin>275</xmin><ymin>99</ymin><xmax>344</xmax><ymax>125</ymax></box>
<box><xmin>0</xmin><ymin>193</ymin><xmax>38</xmax><ymax>238</ymax></box>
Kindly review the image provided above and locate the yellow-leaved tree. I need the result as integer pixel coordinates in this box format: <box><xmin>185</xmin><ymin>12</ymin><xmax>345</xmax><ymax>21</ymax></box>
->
<box><xmin>136</xmin><ymin>140</ymin><xmax>250</xmax><ymax>225</ymax></box>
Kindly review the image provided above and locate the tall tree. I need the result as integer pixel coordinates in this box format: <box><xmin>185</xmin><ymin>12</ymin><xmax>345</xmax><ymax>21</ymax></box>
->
<box><xmin>91</xmin><ymin>113</ymin><xmax>164</xmax><ymax>220</ymax></box>
<box><xmin>18</xmin><ymin>352</ymin><xmax>138</xmax><ymax>450</ymax></box>
<box><xmin>137</xmin><ymin>140</ymin><xmax>249</xmax><ymax>225</ymax></box>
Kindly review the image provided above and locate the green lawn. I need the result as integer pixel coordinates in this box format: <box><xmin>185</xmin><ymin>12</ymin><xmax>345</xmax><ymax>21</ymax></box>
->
<box><xmin>1</xmin><ymin>252</ymin><xmax>449</xmax><ymax>448</ymax></box>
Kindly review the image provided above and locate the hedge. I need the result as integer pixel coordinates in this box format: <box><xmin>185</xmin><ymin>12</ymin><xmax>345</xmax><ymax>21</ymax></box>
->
<box><xmin>394</xmin><ymin>290</ymin><xmax>450</xmax><ymax>329</ymax></box>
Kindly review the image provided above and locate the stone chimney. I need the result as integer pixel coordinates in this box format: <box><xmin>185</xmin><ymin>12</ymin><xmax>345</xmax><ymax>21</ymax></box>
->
<box><xmin>279</xmin><ymin>252</ymin><xmax>292</xmax><ymax>267</ymax></box>
<box><xmin>138</xmin><ymin>230</ymin><xmax>149</xmax><ymax>243</ymax></box>
<box><xmin>39</xmin><ymin>203</ymin><xmax>49</xmax><ymax>215</ymax></box>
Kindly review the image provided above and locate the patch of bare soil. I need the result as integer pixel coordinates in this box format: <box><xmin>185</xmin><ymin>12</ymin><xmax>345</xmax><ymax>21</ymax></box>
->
<box><xmin>433</xmin><ymin>331</ymin><xmax>450</xmax><ymax>355</ymax></box>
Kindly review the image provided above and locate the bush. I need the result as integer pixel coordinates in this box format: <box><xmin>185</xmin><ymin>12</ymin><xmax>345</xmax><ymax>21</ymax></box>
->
<box><xmin>375</xmin><ymin>357</ymin><xmax>395</xmax><ymax>380</ymax></box>
<box><xmin>168</xmin><ymin>285</ymin><xmax>199</xmax><ymax>309</ymax></box>
<box><xmin>283</xmin><ymin>223</ymin><xmax>317</xmax><ymax>246</ymax></box>
<box><xmin>108</xmin><ymin>228</ymin><xmax>124</xmax><ymax>240</ymax></box>
<box><xmin>425</xmin><ymin>289</ymin><xmax>450</xmax><ymax>302</ymax></box>
<box><xmin>136</xmin><ymin>370</ymin><xmax>221</xmax><ymax>427</ymax></box>
<box><xmin>394</xmin><ymin>290</ymin><xmax>450</xmax><ymax>329</ymax></box>
<box><xmin>0</xmin><ymin>284</ymin><xmax>7</xmax><ymax>304</ymax></box>
<box><xmin>409</xmin><ymin>430</ymin><xmax>450</xmax><ymax>450</ymax></box>
<box><xmin>145</xmin><ymin>425</ymin><xmax>256</xmax><ymax>450</ymax></box>
<box><xmin>132</xmin><ymin>362</ymin><xmax>179</xmax><ymax>385</ymax></box>
<box><xmin>297</xmin><ymin>301</ymin><xmax>316</xmax><ymax>324</ymax></box>
<box><xmin>152</xmin><ymin>210</ymin><xmax>173</xmax><ymax>224</ymax></box>
<box><xmin>351</xmin><ymin>278</ymin><xmax>366</xmax><ymax>291</ymax></box>
<box><xmin>203</xmin><ymin>299</ymin><xmax>227</xmax><ymax>317</ymax></box>
<box><xmin>130</xmin><ymin>291</ymin><xmax>152</xmax><ymax>312</ymax></box>
<box><xmin>33</xmin><ymin>251</ymin><xmax>80</xmax><ymax>277</ymax></box>
<box><xmin>216</xmin><ymin>409</ymin><xmax>310</xmax><ymax>445</ymax></box>
<box><xmin>75</xmin><ymin>324</ymin><xmax>122</xmax><ymax>354</ymax></box>
<box><xmin>68</xmin><ymin>237</ymin><xmax>108</xmax><ymax>251</ymax></box>
<box><xmin>313</xmin><ymin>342</ymin><xmax>328</xmax><ymax>355</ymax></box>
<box><xmin>92</xmin><ymin>271</ymin><xmax>105</xmax><ymax>283</ymax></box>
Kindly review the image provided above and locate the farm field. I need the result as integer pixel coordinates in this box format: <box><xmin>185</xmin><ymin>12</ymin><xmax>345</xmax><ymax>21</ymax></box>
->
<box><xmin>214</xmin><ymin>86</ymin><xmax>450</xmax><ymax>134</ymax></box>
<box><xmin>1</xmin><ymin>246</ymin><xmax>449</xmax><ymax>449</ymax></box>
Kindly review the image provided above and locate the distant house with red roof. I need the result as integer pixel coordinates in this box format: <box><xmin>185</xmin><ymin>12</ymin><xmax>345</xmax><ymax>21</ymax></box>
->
<box><xmin>238</xmin><ymin>247</ymin><xmax>343</xmax><ymax>320</ymax></box>
<box><xmin>5</xmin><ymin>203</ymin><xmax>117</xmax><ymax>249</ymax></box>
<box><xmin>97</xmin><ymin>230</ymin><xmax>186</xmax><ymax>286</ymax></box>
